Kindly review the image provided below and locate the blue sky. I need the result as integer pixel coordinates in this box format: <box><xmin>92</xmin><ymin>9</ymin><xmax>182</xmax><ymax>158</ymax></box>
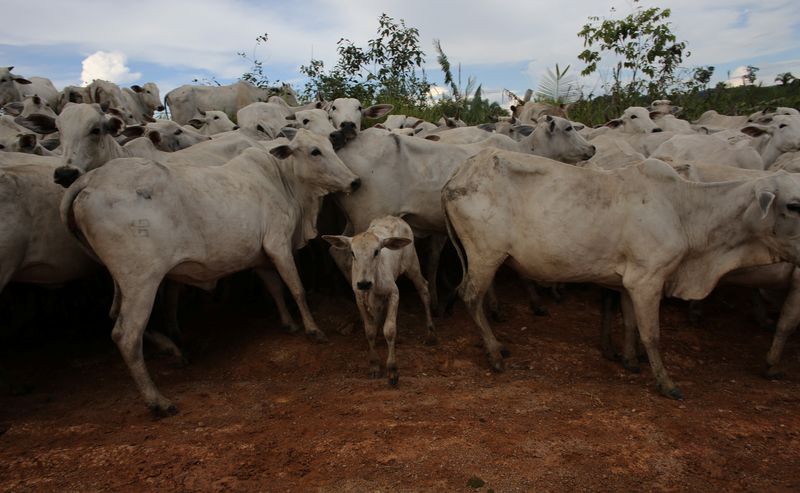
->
<box><xmin>1</xmin><ymin>0</ymin><xmax>798</xmax><ymax>106</ymax></box>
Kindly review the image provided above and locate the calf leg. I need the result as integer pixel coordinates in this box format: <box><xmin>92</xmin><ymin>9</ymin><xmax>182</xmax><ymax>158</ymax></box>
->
<box><xmin>383</xmin><ymin>288</ymin><xmax>401</xmax><ymax>386</ymax></box>
<box><xmin>356</xmin><ymin>297</ymin><xmax>381</xmax><ymax>379</ymax></box>
<box><xmin>264</xmin><ymin>243</ymin><xmax>327</xmax><ymax>342</ymax></box>
<box><xmin>255</xmin><ymin>268</ymin><xmax>300</xmax><ymax>333</ymax></box>
<box><xmin>112</xmin><ymin>277</ymin><xmax>176</xmax><ymax>416</ymax></box>
<box><xmin>405</xmin><ymin>250</ymin><xmax>437</xmax><ymax>345</ymax></box>
<box><xmin>765</xmin><ymin>270</ymin><xmax>800</xmax><ymax>378</ymax></box>
<box><xmin>625</xmin><ymin>283</ymin><xmax>682</xmax><ymax>399</ymax></box>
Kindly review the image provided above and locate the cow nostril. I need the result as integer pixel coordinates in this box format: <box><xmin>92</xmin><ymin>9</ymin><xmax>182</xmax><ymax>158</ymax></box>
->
<box><xmin>652</xmin><ymin>128</ymin><xmax>663</xmax><ymax>133</ymax></box>
<box><xmin>350</xmin><ymin>178</ymin><xmax>361</xmax><ymax>191</ymax></box>
<box><xmin>53</xmin><ymin>167</ymin><xmax>80</xmax><ymax>188</ymax></box>
<box><xmin>233</xmin><ymin>125</ymin><xmax>240</xmax><ymax>130</ymax></box>
<box><xmin>157</xmin><ymin>105</ymin><xmax>165</xmax><ymax>111</ymax></box>
<box><xmin>356</xmin><ymin>281</ymin><xmax>372</xmax><ymax>291</ymax></box>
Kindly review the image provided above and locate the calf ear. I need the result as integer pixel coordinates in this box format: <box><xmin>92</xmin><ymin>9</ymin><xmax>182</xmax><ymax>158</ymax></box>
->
<box><xmin>13</xmin><ymin>76</ymin><xmax>31</xmax><ymax>84</ymax></box>
<box><xmin>105</xmin><ymin>116</ymin><xmax>124</xmax><ymax>136</ymax></box>
<box><xmin>187</xmin><ymin>118</ymin><xmax>204</xmax><ymax>129</ymax></box>
<box><xmin>757</xmin><ymin>190</ymin><xmax>776</xmax><ymax>219</ymax></box>
<box><xmin>269</xmin><ymin>144</ymin><xmax>293</xmax><ymax>159</ymax></box>
<box><xmin>131</xmin><ymin>84</ymin><xmax>144</xmax><ymax>93</ymax></box>
<box><xmin>605</xmin><ymin>119</ymin><xmax>622</xmax><ymax>128</ymax></box>
<box><xmin>363</xmin><ymin>104</ymin><xmax>393</xmax><ymax>119</ymax></box>
<box><xmin>2</xmin><ymin>101</ymin><xmax>23</xmax><ymax>116</ymax></box>
<box><xmin>321</xmin><ymin>235</ymin><xmax>351</xmax><ymax>250</ymax></box>
<box><xmin>741</xmin><ymin>124</ymin><xmax>771</xmax><ymax>137</ymax></box>
<box><xmin>14</xmin><ymin>114</ymin><xmax>57</xmax><ymax>134</ymax></box>
<box><xmin>381</xmin><ymin>237</ymin><xmax>412</xmax><ymax>250</ymax></box>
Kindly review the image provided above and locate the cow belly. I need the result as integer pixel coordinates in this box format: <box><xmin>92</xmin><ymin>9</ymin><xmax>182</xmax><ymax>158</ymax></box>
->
<box><xmin>166</xmin><ymin>250</ymin><xmax>269</xmax><ymax>287</ymax></box>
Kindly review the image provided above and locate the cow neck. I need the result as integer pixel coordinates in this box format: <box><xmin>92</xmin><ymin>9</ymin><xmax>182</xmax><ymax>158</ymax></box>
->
<box><xmin>663</xmin><ymin>176</ymin><xmax>780</xmax><ymax>299</ymax></box>
<box><xmin>749</xmin><ymin>135</ymin><xmax>783</xmax><ymax>168</ymax></box>
<box><xmin>267</xmin><ymin>155</ymin><xmax>328</xmax><ymax>250</ymax></box>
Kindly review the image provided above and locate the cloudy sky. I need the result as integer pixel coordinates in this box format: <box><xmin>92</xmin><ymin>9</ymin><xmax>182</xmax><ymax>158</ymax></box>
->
<box><xmin>1</xmin><ymin>0</ymin><xmax>798</xmax><ymax>105</ymax></box>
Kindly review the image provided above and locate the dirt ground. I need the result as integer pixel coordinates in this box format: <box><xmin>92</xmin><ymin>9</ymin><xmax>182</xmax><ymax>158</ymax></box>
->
<box><xmin>2</xmin><ymin>273</ymin><xmax>800</xmax><ymax>492</ymax></box>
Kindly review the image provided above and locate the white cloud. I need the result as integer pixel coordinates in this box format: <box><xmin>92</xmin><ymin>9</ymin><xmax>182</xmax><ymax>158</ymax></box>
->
<box><xmin>80</xmin><ymin>51</ymin><xmax>141</xmax><ymax>85</ymax></box>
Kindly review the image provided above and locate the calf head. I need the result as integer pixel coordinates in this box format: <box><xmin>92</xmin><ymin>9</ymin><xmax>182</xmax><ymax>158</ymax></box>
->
<box><xmin>322</xmin><ymin>232</ymin><xmax>411</xmax><ymax>292</ymax></box>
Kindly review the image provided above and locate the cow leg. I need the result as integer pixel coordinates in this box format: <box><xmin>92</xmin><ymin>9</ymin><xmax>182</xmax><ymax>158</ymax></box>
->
<box><xmin>486</xmin><ymin>283</ymin><xmax>505</xmax><ymax>322</ymax></box>
<box><xmin>688</xmin><ymin>300</ymin><xmax>703</xmax><ymax>325</ymax></box>
<box><xmin>526</xmin><ymin>281</ymin><xmax>549</xmax><ymax>316</ymax></box>
<box><xmin>752</xmin><ymin>289</ymin><xmax>775</xmax><ymax>331</ymax></box>
<box><xmin>111</xmin><ymin>278</ymin><xmax>176</xmax><ymax>416</ymax></box>
<box><xmin>255</xmin><ymin>268</ymin><xmax>300</xmax><ymax>333</ymax></box>
<box><xmin>143</xmin><ymin>330</ymin><xmax>184</xmax><ymax>361</ymax></box>
<box><xmin>264</xmin><ymin>243</ymin><xmax>327</xmax><ymax>342</ymax></box>
<box><xmin>462</xmin><ymin>260</ymin><xmax>508</xmax><ymax>372</ymax></box>
<box><xmin>405</xmin><ymin>254</ymin><xmax>436</xmax><ymax>345</ymax></box>
<box><xmin>765</xmin><ymin>270</ymin><xmax>800</xmax><ymax>378</ymax></box>
<box><xmin>600</xmin><ymin>289</ymin><xmax>618</xmax><ymax>361</ymax></box>
<box><xmin>356</xmin><ymin>297</ymin><xmax>381</xmax><ymax>379</ymax></box>
<box><xmin>383</xmin><ymin>288</ymin><xmax>401</xmax><ymax>386</ymax></box>
<box><xmin>625</xmin><ymin>284</ymin><xmax>682</xmax><ymax>399</ymax></box>
<box><xmin>620</xmin><ymin>291</ymin><xmax>641</xmax><ymax>373</ymax></box>
<box><xmin>426</xmin><ymin>235</ymin><xmax>446</xmax><ymax>315</ymax></box>
<box><xmin>110</xmin><ymin>281</ymin><xmax>121</xmax><ymax>320</ymax></box>
<box><xmin>162</xmin><ymin>281</ymin><xmax>184</xmax><ymax>345</ymax></box>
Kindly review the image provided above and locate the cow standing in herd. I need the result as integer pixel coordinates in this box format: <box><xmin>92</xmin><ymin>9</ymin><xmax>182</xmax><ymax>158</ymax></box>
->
<box><xmin>3</xmin><ymin>67</ymin><xmax>800</xmax><ymax>415</ymax></box>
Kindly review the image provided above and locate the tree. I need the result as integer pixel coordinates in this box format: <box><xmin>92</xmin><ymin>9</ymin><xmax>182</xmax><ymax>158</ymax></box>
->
<box><xmin>743</xmin><ymin>65</ymin><xmax>759</xmax><ymax>86</ymax></box>
<box><xmin>238</xmin><ymin>32</ymin><xmax>272</xmax><ymax>88</ymax></box>
<box><xmin>775</xmin><ymin>72</ymin><xmax>795</xmax><ymax>86</ymax></box>
<box><xmin>577</xmin><ymin>1</ymin><xmax>689</xmax><ymax>98</ymax></box>
<box><xmin>299</xmin><ymin>14</ymin><xmax>429</xmax><ymax>105</ymax></box>
<box><xmin>535</xmin><ymin>64</ymin><xmax>581</xmax><ymax>105</ymax></box>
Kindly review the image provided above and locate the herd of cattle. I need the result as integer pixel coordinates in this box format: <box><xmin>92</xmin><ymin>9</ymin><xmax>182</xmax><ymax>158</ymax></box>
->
<box><xmin>2</xmin><ymin>65</ymin><xmax>800</xmax><ymax>416</ymax></box>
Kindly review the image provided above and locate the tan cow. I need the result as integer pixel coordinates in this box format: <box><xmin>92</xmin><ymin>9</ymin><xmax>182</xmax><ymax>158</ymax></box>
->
<box><xmin>324</xmin><ymin>216</ymin><xmax>435</xmax><ymax>386</ymax></box>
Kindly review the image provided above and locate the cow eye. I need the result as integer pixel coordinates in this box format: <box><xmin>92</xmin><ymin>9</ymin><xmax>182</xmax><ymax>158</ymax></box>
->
<box><xmin>373</xmin><ymin>249</ymin><xmax>379</xmax><ymax>257</ymax></box>
<box><xmin>332</xmin><ymin>106</ymin><xmax>337</xmax><ymax>111</ymax></box>
<box><xmin>630</xmin><ymin>115</ymin><xmax>638</xmax><ymax>119</ymax></box>
<box><xmin>358</xmin><ymin>106</ymin><xmax>362</xmax><ymax>111</ymax></box>
<box><xmin>0</xmin><ymin>143</ymin><xmax>4</xmax><ymax>149</ymax></box>
<box><xmin>779</xmin><ymin>124</ymin><xmax>788</xmax><ymax>129</ymax></box>
<box><xmin>302</xmin><ymin>119</ymin><xmax>310</xmax><ymax>125</ymax></box>
<box><xmin>213</xmin><ymin>116</ymin><xmax>219</xmax><ymax>120</ymax></box>
<box><xmin>90</xmin><ymin>128</ymin><xmax>101</xmax><ymax>135</ymax></box>
<box><xmin>146</xmin><ymin>90</ymin><xmax>151</xmax><ymax>94</ymax></box>
<box><xmin>788</xmin><ymin>203</ymin><xmax>800</xmax><ymax>213</ymax></box>
<box><xmin>565</xmin><ymin>126</ymin><xmax>573</xmax><ymax>132</ymax></box>
<box><xmin>311</xmin><ymin>148</ymin><xmax>321</xmax><ymax>156</ymax></box>
<box><xmin>174</xmin><ymin>129</ymin><xmax>183</xmax><ymax>135</ymax></box>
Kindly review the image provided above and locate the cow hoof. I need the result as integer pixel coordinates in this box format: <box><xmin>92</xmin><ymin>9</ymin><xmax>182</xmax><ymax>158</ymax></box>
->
<box><xmin>387</xmin><ymin>367</ymin><xmax>399</xmax><ymax>387</ymax></box>
<box><xmin>424</xmin><ymin>332</ymin><xmax>438</xmax><ymax>346</ymax></box>
<box><xmin>660</xmin><ymin>386</ymin><xmax>683</xmax><ymax>400</ymax></box>
<box><xmin>764</xmin><ymin>366</ymin><xmax>785</xmax><ymax>380</ymax></box>
<box><xmin>368</xmin><ymin>368</ymin><xmax>382</xmax><ymax>380</ymax></box>
<box><xmin>149</xmin><ymin>403</ymin><xmax>178</xmax><ymax>419</ymax></box>
<box><xmin>282</xmin><ymin>322</ymin><xmax>301</xmax><ymax>334</ymax></box>
<box><xmin>488</xmin><ymin>355</ymin><xmax>505</xmax><ymax>372</ymax></box>
<box><xmin>499</xmin><ymin>346</ymin><xmax>511</xmax><ymax>359</ymax></box>
<box><xmin>622</xmin><ymin>359</ymin><xmax>641</xmax><ymax>374</ymax></box>
<box><xmin>601</xmin><ymin>348</ymin><xmax>620</xmax><ymax>362</ymax></box>
<box><xmin>308</xmin><ymin>330</ymin><xmax>328</xmax><ymax>343</ymax></box>
<box><xmin>638</xmin><ymin>353</ymin><xmax>649</xmax><ymax>363</ymax></box>
<box><xmin>490</xmin><ymin>310</ymin><xmax>507</xmax><ymax>323</ymax></box>
<box><xmin>531</xmin><ymin>305</ymin><xmax>549</xmax><ymax>316</ymax></box>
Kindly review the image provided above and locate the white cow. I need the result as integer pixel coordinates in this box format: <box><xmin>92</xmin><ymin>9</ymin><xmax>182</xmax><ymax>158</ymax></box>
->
<box><xmin>584</xmin><ymin>107</ymin><xmax>664</xmax><ymax>139</ymax></box>
<box><xmin>323</xmin><ymin>216</ymin><xmax>436</xmax><ymax>386</ymax></box>
<box><xmin>443</xmin><ymin>151</ymin><xmax>800</xmax><ymax>399</ymax></box>
<box><xmin>121</xmin><ymin>82</ymin><xmax>164</xmax><ymax>123</ymax></box>
<box><xmin>3</xmin><ymin>94</ymin><xmax>57</xmax><ymax>118</ymax></box>
<box><xmin>0</xmin><ymin>66</ymin><xmax>59</xmax><ymax>107</ymax></box>
<box><xmin>165</xmin><ymin>81</ymin><xmax>297</xmax><ymax>125</ymax></box>
<box><xmin>86</xmin><ymin>80</ymin><xmax>139</xmax><ymax>124</ymax></box>
<box><xmin>186</xmin><ymin>109</ymin><xmax>239</xmax><ymax>135</ymax></box>
<box><xmin>56</xmin><ymin>86</ymin><xmax>91</xmax><ymax>112</ymax></box>
<box><xmin>741</xmin><ymin>115</ymin><xmax>800</xmax><ymax>168</ymax></box>
<box><xmin>326</xmin><ymin>98</ymin><xmax>393</xmax><ymax>134</ymax></box>
<box><xmin>121</xmin><ymin>120</ymin><xmax>211</xmax><ymax>152</ymax></box>
<box><xmin>651</xmin><ymin>134</ymin><xmax>765</xmax><ymax>170</ymax></box>
<box><xmin>60</xmin><ymin>129</ymin><xmax>360</xmax><ymax>415</ymax></box>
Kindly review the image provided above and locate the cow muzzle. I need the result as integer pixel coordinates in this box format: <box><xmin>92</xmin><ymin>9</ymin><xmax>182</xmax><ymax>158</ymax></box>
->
<box><xmin>54</xmin><ymin>166</ymin><xmax>81</xmax><ymax>188</ymax></box>
<box><xmin>356</xmin><ymin>280</ymin><xmax>372</xmax><ymax>291</ymax></box>
<box><xmin>349</xmin><ymin>178</ymin><xmax>361</xmax><ymax>192</ymax></box>
<box><xmin>156</xmin><ymin>105</ymin><xmax>165</xmax><ymax>112</ymax></box>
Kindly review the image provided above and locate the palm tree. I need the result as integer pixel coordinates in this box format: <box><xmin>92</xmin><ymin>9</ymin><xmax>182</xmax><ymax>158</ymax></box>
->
<box><xmin>775</xmin><ymin>72</ymin><xmax>796</xmax><ymax>86</ymax></box>
<box><xmin>535</xmin><ymin>64</ymin><xmax>581</xmax><ymax>105</ymax></box>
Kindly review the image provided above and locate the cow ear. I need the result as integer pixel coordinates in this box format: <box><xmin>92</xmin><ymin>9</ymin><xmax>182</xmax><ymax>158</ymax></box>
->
<box><xmin>187</xmin><ymin>118</ymin><xmax>204</xmax><ymax>129</ymax></box>
<box><xmin>757</xmin><ymin>190</ymin><xmax>776</xmax><ymax>219</ymax></box>
<box><xmin>510</xmin><ymin>105</ymin><xmax>517</xmax><ymax>113</ymax></box>
<box><xmin>269</xmin><ymin>144</ymin><xmax>293</xmax><ymax>159</ymax></box>
<box><xmin>285</xmin><ymin>114</ymin><xmax>296</xmax><ymax>120</ymax></box>
<box><xmin>517</xmin><ymin>125</ymin><xmax>535</xmax><ymax>137</ymax></box>
<box><xmin>41</xmin><ymin>138</ymin><xmax>60</xmax><ymax>150</ymax></box>
<box><xmin>381</xmin><ymin>237</ymin><xmax>412</xmax><ymax>250</ymax></box>
<box><xmin>741</xmin><ymin>125</ymin><xmax>771</xmax><ymax>137</ymax></box>
<box><xmin>425</xmin><ymin>135</ymin><xmax>440</xmax><ymax>141</ymax></box>
<box><xmin>122</xmin><ymin>125</ymin><xmax>146</xmax><ymax>138</ymax></box>
<box><xmin>13</xmin><ymin>76</ymin><xmax>31</xmax><ymax>84</ymax></box>
<box><xmin>105</xmin><ymin>116</ymin><xmax>124</xmax><ymax>136</ymax></box>
<box><xmin>148</xmin><ymin>131</ymin><xmax>162</xmax><ymax>145</ymax></box>
<box><xmin>314</xmin><ymin>101</ymin><xmax>323</xmax><ymax>109</ymax></box>
<box><xmin>197</xmin><ymin>108</ymin><xmax>206</xmax><ymax>116</ymax></box>
<box><xmin>605</xmin><ymin>119</ymin><xmax>622</xmax><ymax>128</ymax></box>
<box><xmin>278</xmin><ymin>127</ymin><xmax>297</xmax><ymax>140</ymax></box>
<box><xmin>99</xmin><ymin>101</ymin><xmax>111</xmax><ymax>113</ymax></box>
<box><xmin>131</xmin><ymin>84</ymin><xmax>143</xmax><ymax>93</ymax></box>
<box><xmin>649</xmin><ymin>111</ymin><xmax>662</xmax><ymax>120</ymax></box>
<box><xmin>373</xmin><ymin>123</ymin><xmax>386</xmax><ymax>129</ymax></box>
<box><xmin>322</xmin><ymin>235</ymin><xmax>351</xmax><ymax>250</ymax></box>
<box><xmin>477</xmin><ymin>123</ymin><xmax>495</xmax><ymax>132</ymax></box>
<box><xmin>362</xmin><ymin>104</ymin><xmax>393</xmax><ymax>119</ymax></box>
<box><xmin>548</xmin><ymin>117</ymin><xmax>556</xmax><ymax>133</ymax></box>
<box><xmin>68</xmin><ymin>91</ymin><xmax>84</xmax><ymax>103</ymax></box>
<box><xmin>573</xmin><ymin>123</ymin><xmax>585</xmax><ymax>131</ymax></box>
<box><xmin>14</xmin><ymin>114</ymin><xmax>57</xmax><ymax>134</ymax></box>
<box><xmin>445</xmin><ymin>117</ymin><xmax>457</xmax><ymax>128</ymax></box>
<box><xmin>671</xmin><ymin>106</ymin><xmax>682</xmax><ymax>115</ymax></box>
<box><xmin>18</xmin><ymin>133</ymin><xmax>37</xmax><ymax>152</ymax></box>
<box><xmin>2</xmin><ymin>101</ymin><xmax>23</xmax><ymax>116</ymax></box>
<box><xmin>414</xmin><ymin>126</ymin><xmax>423</xmax><ymax>135</ymax></box>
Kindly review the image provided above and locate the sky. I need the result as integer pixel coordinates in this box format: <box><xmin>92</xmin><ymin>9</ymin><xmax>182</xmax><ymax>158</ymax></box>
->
<box><xmin>1</xmin><ymin>0</ymin><xmax>798</xmax><ymax>107</ymax></box>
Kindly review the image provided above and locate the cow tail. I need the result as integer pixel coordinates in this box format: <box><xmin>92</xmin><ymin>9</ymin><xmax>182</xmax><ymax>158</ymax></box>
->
<box><xmin>443</xmin><ymin>196</ymin><xmax>466</xmax><ymax>313</ymax></box>
<box><xmin>60</xmin><ymin>176</ymin><xmax>100</xmax><ymax>262</ymax></box>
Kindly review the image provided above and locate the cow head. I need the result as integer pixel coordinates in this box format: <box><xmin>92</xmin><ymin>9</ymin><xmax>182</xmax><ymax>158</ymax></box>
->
<box><xmin>0</xmin><ymin>66</ymin><xmax>31</xmax><ymax>106</ymax></box>
<box><xmin>286</xmin><ymin>109</ymin><xmax>337</xmax><ymax>135</ymax></box>
<box><xmin>526</xmin><ymin>115</ymin><xmax>595</xmax><ymax>163</ymax></box>
<box><xmin>131</xmin><ymin>82</ymin><xmax>164</xmax><ymax>112</ymax></box>
<box><xmin>322</xmin><ymin>232</ymin><xmax>411</xmax><ymax>293</ymax></box>
<box><xmin>326</xmin><ymin>97</ymin><xmax>393</xmax><ymax>135</ymax></box>
<box><xmin>742</xmin><ymin>115</ymin><xmax>800</xmax><ymax>166</ymax></box>
<box><xmin>188</xmin><ymin>109</ymin><xmax>238</xmax><ymax>134</ymax></box>
<box><xmin>751</xmin><ymin>172</ymin><xmax>800</xmax><ymax>263</ymax></box>
<box><xmin>269</xmin><ymin>128</ymin><xmax>360</xmax><ymax>194</ymax></box>
<box><xmin>605</xmin><ymin>107</ymin><xmax>662</xmax><ymax>133</ymax></box>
